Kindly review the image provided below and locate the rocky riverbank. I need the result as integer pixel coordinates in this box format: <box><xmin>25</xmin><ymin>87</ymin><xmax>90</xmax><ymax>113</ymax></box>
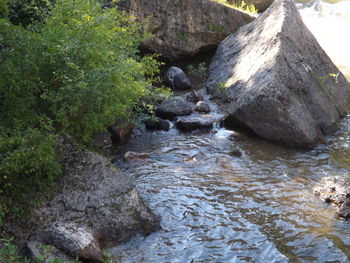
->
<box><xmin>5</xmin><ymin>135</ymin><xmax>160</xmax><ymax>262</ymax></box>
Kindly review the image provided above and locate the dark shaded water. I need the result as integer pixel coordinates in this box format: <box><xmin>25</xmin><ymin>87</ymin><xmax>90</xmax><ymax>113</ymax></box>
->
<box><xmin>110</xmin><ymin>1</ymin><xmax>350</xmax><ymax>262</ymax></box>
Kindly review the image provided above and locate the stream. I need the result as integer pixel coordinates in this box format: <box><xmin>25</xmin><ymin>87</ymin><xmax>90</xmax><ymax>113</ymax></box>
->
<box><xmin>110</xmin><ymin>1</ymin><xmax>350</xmax><ymax>262</ymax></box>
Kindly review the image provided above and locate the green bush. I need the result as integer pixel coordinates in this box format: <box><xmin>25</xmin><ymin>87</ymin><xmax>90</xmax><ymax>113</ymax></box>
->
<box><xmin>0</xmin><ymin>0</ymin><xmax>8</xmax><ymax>18</ymax></box>
<box><xmin>0</xmin><ymin>0</ymin><xmax>162</xmax><ymax>142</ymax></box>
<box><xmin>0</xmin><ymin>128</ymin><xmax>60</xmax><ymax>194</ymax></box>
<box><xmin>0</xmin><ymin>0</ymin><xmax>164</xmax><ymax>225</ymax></box>
<box><xmin>0</xmin><ymin>238</ymin><xmax>24</xmax><ymax>263</ymax></box>
<box><xmin>7</xmin><ymin>0</ymin><xmax>51</xmax><ymax>26</ymax></box>
<box><xmin>0</xmin><ymin>128</ymin><xmax>61</xmax><ymax>221</ymax></box>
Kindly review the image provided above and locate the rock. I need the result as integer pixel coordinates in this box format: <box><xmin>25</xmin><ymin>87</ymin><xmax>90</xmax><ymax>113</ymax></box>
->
<box><xmin>48</xmin><ymin>222</ymin><xmax>103</xmax><ymax>262</ymax></box>
<box><xmin>186</xmin><ymin>90</ymin><xmax>203</xmax><ymax>103</ymax></box>
<box><xmin>195</xmin><ymin>101</ymin><xmax>210</xmax><ymax>113</ymax></box>
<box><xmin>314</xmin><ymin>177</ymin><xmax>350</xmax><ymax>218</ymax></box>
<box><xmin>145</xmin><ymin>118</ymin><xmax>170</xmax><ymax>131</ymax></box>
<box><xmin>25</xmin><ymin>241</ymin><xmax>73</xmax><ymax>263</ymax></box>
<box><xmin>124</xmin><ymin>0</ymin><xmax>255</xmax><ymax>60</ymax></box>
<box><xmin>163</xmin><ymin>67</ymin><xmax>192</xmax><ymax>90</ymax></box>
<box><xmin>156</xmin><ymin>97</ymin><xmax>193</xmax><ymax>120</ymax></box>
<box><xmin>109</xmin><ymin>122</ymin><xmax>134</xmax><ymax>145</ymax></box>
<box><xmin>207</xmin><ymin>0</ymin><xmax>350</xmax><ymax>149</ymax></box>
<box><xmin>227</xmin><ymin>0</ymin><xmax>274</xmax><ymax>12</ymax></box>
<box><xmin>176</xmin><ymin>117</ymin><xmax>214</xmax><ymax>131</ymax></box>
<box><xmin>31</xmin><ymin>135</ymin><xmax>160</xmax><ymax>256</ymax></box>
<box><xmin>124</xmin><ymin>151</ymin><xmax>150</xmax><ymax>161</ymax></box>
<box><xmin>229</xmin><ymin>150</ymin><xmax>242</xmax><ymax>157</ymax></box>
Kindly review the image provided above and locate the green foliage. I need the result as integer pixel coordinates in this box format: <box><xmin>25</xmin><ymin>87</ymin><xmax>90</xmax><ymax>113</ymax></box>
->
<box><xmin>0</xmin><ymin>0</ymin><xmax>8</xmax><ymax>18</ymax></box>
<box><xmin>7</xmin><ymin>0</ymin><xmax>51</xmax><ymax>26</ymax></box>
<box><xmin>0</xmin><ymin>0</ymin><xmax>164</xmax><ymax>227</ymax></box>
<box><xmin>176</xmin><ymin>31</ymin><xmax>188</xmax><ymax>41</ymax></box>
<box><xmin>214</xmin><ymin>0</ymin><xmax>258</xmax><ymax>14</ymax></box>
<box><xmin>0</xmin><ymin>128</ymin><xmax>61</xmax><ymax>221</ymax></box>
<box><xmin>0</xmin><ymin>238</ymin><xmax>29</xmax><ymax>263</ymax></box>
<box><xmin>35</xmin><ymin>245</ymin><xmax>74</xmax><ymax>263</ymax></box>
<box><xmin>103</xmin><ymin>250</ymin><xmax>116</xmax><ymax>263</ymax></box>
<box><xmin>0</xmin><ymin>0</ymin><xmax>162</xmax><ymax>142</ymax></box>
<box><xmin>205</xmin><ymin>23</ymin><xmax>225</xmax><ymax>34</ymax></box>
<box><xmin>186</xmin><ymin>62</ymin><xmax>208</xmax><ymax>78</ymax></box>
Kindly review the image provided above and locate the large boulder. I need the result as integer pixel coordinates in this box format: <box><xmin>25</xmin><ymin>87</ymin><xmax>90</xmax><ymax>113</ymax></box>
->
<box><xmin>29</xmin><ymin>135</ymin><xmax>160</xmax><ymax>260</ymax></box>
<box><xmin>125</xmin><ymin>0</ymin><xmax>255</xmax><ymax>60</ymax></box>
<box><xmin>207</xmin><ymin>0</ymin><xmax>350</xmax><ymax>148</ymax></box>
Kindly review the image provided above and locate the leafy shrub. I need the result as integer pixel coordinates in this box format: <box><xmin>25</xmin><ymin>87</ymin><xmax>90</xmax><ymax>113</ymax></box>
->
<box><xmin>0</xmin><ymin>0</ymin><xmax>162</xmax><ymax>142</ymax></box>
<box><xmin>0</xmin><ymin>0</ymin><xmax>164</xmax><ymax>225</ymax></box>
<box><xmin>0</xmin><ymin>128</ymin><xmax>61</xmax><ymax>220</ymax></box>
<box><xmin>7</xmin><ymin>0</ymin><xmax>51</xmax><ymax>26</ymax></box>
<box><xmin>186</xmin><ymin>62</ymin><xmax>208</xmax><ymax>78</ymax></box>
<box><xmin>0</xmin><ymin>0</ymin><xmax>8</xmax><ymax>18</ymax></box>
<box><xmin>214</xmin><ymin>0</ymin><xmax>258</xmax><ymax>14</ymax></box>
<box><xmin>0</xmin><ymin>238</ymin><xmax>29</xmax><ymax>263</ymax></box>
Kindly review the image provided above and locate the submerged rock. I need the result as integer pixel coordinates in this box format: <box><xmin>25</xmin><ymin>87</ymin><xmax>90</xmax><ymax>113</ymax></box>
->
<box><xmin>163</xmin><ymin>67</ymin><xmax>192</xmax><ymax>90</ymax></box>
<box><xmin>207</xmin><ymin>0</ymin><xmax>350</xmax><ymax>148</ymax></box>
<box><xmin>156</xmin><ymin>97</ymin><xmax>193</xmax><ymax>120</ymax></box>
<box><xmin>124</xmin><ymin>151</ymin><xmax>150</xmax><ymax>161</ymax></box>
<box><xmin>195</xmin><ymin>101</ymin><xmax>211</xmax><ymax>113</ymax></box>
<box><xmin>176</xmin><ymin>116</ymin><xmax>214</xmax><ymax>131</ymax></box>
<box><xmin>145</xmin><ymin>118</ymin><xmax>170</xmax><ymax>131</ymax></box>
<box><xmin>124</xmin><ymin>0</ymin><xmax>255</xmax><ymax>60</ymax></box>
<box><xmin>314</xmin><ymin>177</ymin><xmax>350</xmax><ymax>218</ymax></box>
<box><xmin>29</xmin><ymin>135</ymin><xmax>159</xmax><ymax>260</ymax></box>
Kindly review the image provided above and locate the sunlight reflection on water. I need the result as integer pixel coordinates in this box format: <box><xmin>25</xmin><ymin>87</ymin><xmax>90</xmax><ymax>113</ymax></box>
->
<box><xmin>297</xmin><ymin>0</ymin><xmax>350</xmax><ymax>80</ymax></box>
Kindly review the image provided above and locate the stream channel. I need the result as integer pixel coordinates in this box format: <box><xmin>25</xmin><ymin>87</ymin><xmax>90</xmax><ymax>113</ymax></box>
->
<box><xmin>110</xmin><ymin>1</ymin><xmax>350</xmax><ymax>262</ymax></box>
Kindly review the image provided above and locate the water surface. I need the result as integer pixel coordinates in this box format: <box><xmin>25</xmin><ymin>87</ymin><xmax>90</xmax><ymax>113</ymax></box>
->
<box><xmin>111</xmin><ymin>1</ymin><xmax>350</xmax><ymax>262</ymax></box>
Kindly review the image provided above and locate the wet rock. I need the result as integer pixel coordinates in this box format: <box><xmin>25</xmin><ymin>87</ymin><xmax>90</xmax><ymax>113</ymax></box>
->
<box><xmin>31</xmin><ymin>135</ymin><xmax>160</xmax><ymax>258</ymax></box>
<box><xmin>207</xmin><ymin>0</ymin><xmax>350</xmax><ymax>148</ymax></box>
<box><xmin>156</xmin><ymin>97</ymin><xmax>193</xmax><ymax>120</ymax></box>
<box><xmin>163</xmin><ymin>67</ymin><xmax>192</xmax><ymax>90</ymax></box>
<box><xmin>109</xmin><ymin>122</ymin><xmax>134</xmax><ymax>145</ymax></box>
<box><xmin>314</xmin><ymin>176</ymin><xmax>350</xmax><ymax>218</ymax></box>
<box><xmin>229</xmin><ymin>150</ymin><xmax>242</xmax><ymax>157</ymax></box>
<box><xmin>145</xmin><ymin>118</ymin><xmax>170</xmax><ymax>131</ymax></box>
<box><xmin>176</xmin><ymin>117</ymin><xmax>214</xmax><ymax>131</ymax></box>
<box><xmin>227</xmin><ymin>0</ymin><xmax>274</xmax><ymax>12</ymax></box>
<box><xmin>124</xmin><ymin>151</ymin><xmax>150</xmax><ymax>161</ymax></box>
<box><xmin>124</xmin><ymin>0</ymin><xmax>255</xmax><ymax>60</ymax></box>
<box><xmin>186</xmin><ymin>90</ymin><xmax>203</xmax><ymax>103</ymax></box>
<box><xmin>195</xmin><ymin>101</ymin><xmax>211</xmax><ymax>113</ymax></box>
<box><xmin>48</xmin><ymin>222</ymin><xmax>103</xmax><ymax>262</ymax></box>
<box><xmin>25</xmin><ymin>240</ymin><xmax>73</xmax><ymax>263</ymax></box>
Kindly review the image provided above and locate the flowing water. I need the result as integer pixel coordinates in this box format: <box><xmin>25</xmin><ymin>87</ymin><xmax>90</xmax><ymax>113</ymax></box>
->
<box><xmin>111</xmin><ymin>1</ymin><xmax>350</xmax><ymax>262</ymax></box>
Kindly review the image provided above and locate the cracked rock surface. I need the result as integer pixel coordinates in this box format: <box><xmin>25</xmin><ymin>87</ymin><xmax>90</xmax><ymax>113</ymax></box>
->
<box><xmin>29</xmin><ymin>135</ymin><xmax>160</xmax><ymax>261</ymax></box>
